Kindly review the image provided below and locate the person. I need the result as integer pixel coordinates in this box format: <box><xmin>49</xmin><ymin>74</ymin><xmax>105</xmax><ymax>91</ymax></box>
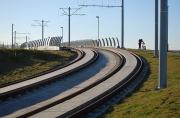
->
<box><xmin>142</xmin><ymin>41</ymin><xmax>146</xmax><ymax>50</ymax></box>
<box><xmin>138</xmin><ymin>39</ymin><xmax>143</xmax><ymax>49</ymax></box>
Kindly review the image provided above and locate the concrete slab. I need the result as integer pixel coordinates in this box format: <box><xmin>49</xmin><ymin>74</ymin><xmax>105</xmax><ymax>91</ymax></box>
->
<box><xmin>27</xmin><ymin>48</ymin><xmax>138</xmax><ymax>118</ymax></box>
<box><xmin>3</xmin><ymin>49</ymin><xmax>120</xmax><ymax>118</ymax></box>
<box><xmin>0</xmin><ymin>49</ymin><xmax>95</xmax><ymax>96</ymax></box>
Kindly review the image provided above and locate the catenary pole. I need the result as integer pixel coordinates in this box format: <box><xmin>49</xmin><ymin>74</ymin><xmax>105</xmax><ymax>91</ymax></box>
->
<box><xmin>59</xmin><ymin>7</ymin><xmax>85</xmax><ymax>47</ymax></box>
<box><xmin>159</xmin><ymin>0</ymin><xmax>168</xmax><ymax>89</ymax></box>
<box><xmin>154</xmin><ymin>0</ymin><xmax>159</xmax><ymax>57</ymax></box>
<box><xmin>79</xmin><ymin>1</ymin><xmax>122</xmax><ymax>48</ymax></box>
<box><xmin>32</xmin><ymin>20</ymin><xmax>49</xmax><ymax>41</ymax></box>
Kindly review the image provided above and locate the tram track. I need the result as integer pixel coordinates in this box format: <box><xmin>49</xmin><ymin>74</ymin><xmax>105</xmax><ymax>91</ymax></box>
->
<box><xmin>0</xmin><ymin>48</ymin><xmax>85</xmax><ymax>88</ymax></box>
<box><xmin>2</xmin><ymin>49</ymin><xmax>124</xmax><ymax>118</ymax></box>
<box><xmin>0</xmin><ymin>48</ymin><xmax>98</xmax><ymax>100</ymax></box>
<box><xmin>1</xmin><ymin>48</ymin><xmax>121</xmax><ymax>117</ymax></box>
<box><xmin>52</xmin><ymin>48</ymin><xmax>142</xmax><ymax>118</ymax></box>
<box><xmin>0</xmin><ymin>48</ymin><xmax>148</xmax><ymax>118</ymax></box>
<box><xmin>28</xmin><ymin>48</ymin><xmax>143</xmax><ymax>118</ymax></box>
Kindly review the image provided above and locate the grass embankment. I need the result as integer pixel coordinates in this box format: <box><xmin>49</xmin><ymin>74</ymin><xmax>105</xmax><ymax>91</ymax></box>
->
<box><xmin>103</xmin><ymin>50</ymin><xmax>180</xmax><ymax>118</ymax></box>
<box><xmin>0</xmin><ymin>49</ymin><xmax>77</xmax><ymax>87</ymax></box>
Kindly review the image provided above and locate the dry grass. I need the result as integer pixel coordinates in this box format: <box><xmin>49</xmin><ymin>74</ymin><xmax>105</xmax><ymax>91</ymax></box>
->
<box><xmin>0</xmin><ymin>49</ymin><xmax>77</xmax><ymax>86</ymax></box>
<box><xmin>103</xmin><ymin>49</ymin><xmax>180</xmax><ymax>118</ymax></box>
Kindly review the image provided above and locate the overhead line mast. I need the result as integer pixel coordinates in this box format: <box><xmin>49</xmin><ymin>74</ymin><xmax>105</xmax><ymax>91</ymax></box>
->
<box><xmin>59</xmin><ymin>7</ymin><xmax>85</xmax><ymax>47</ymax></box>
<box><xmin>32</xmin><ymin>20</ymin><xmax>49</xmax><ymax>41</ymax></box>
<box><xmin>159</xmin><ymin>0</ymin><xmax>168</xmax><ymax>89</ymax></box>
<box><xmin>79</xmin><ymin>0</ymin><xmax>124</xmax><ymax>48</ymax></box>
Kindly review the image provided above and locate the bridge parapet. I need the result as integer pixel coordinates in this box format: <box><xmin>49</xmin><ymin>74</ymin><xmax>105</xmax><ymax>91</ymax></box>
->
<box><xmin>21</xmin><ymin>37</ymin><xmax>120</xmax><ymax>49</ymax></box>
<box><xmin>61</xmin><ymin>37</ymin><xmax>120</xmax><ymax>48</ymax></box>
<box><xmin>21</xmin><ymin>36</ymin><xmax>62</xmax><ymax>50</ymax></box>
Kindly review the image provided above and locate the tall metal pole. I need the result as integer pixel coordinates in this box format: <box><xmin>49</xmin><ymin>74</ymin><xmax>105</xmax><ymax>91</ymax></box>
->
<box><xmin>154</xmin><ymin>0</ymin><xmax>159</xmax><ymax>57</ymax></box>
<box><xmin>60</xmin><ymin>7</ymin><xmax>85</xmax><ymax>47</ymax></box>
<box><xmin>42</xmin><ymin>20</ymin><xmax>44</xmax><ymax>41</ymax></box>
<box><xmin>26</xmin><ymin>35</ymin><xmax>28</xmax><ymax>49</ymax></box>
<box><xmin>32</xmin><ymin>20</ymin><xmax>48</xmax><ymax>41</ymax></box>
<box><xmin>159</xmin><ymin>0</ymin><xmax>168</xmax><ymax>89</ymax></box>
<box><xmin>12</xmin><ymin>24</ymin><xmax>14</xmax><ymax>49</ymax></box>
<box><xmin>167</xmin><ymin>6</ymin><xmax>169</xmax><ymax>52</ymax></box>
<box><xmin>61</xmin><ymin>27</ymin><xmax>63</xmax><ymax>43</ymax></box>
<box><xmin>68</xmin><ymin>7</ymin><xmax>71</xmax><ymax>47</ymax></box>
<box><xmin>121</xmin><ymin>0</ymin><xmax>124</xmax><ymax>48</ymax></box>
<box><xmin>96</xmin><ymin>16</ymin><xmax>99</xmax><ymax>39</ymax></box>
<box><xmin>14</xmin><ymin>31</ymin><xmax>16</xmax><ymax>48</ymax></box>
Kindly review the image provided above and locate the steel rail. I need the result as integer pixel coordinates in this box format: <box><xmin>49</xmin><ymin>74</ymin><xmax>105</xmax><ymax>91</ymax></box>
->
<box><xmin>65</xmin><ymin>49</ymin><xmax>143</xmax><ymax>118</ymax></box>
<box><xmin>2</xmin><ymin>48</ymin><xmax>147</xmax><ymax>118</ymax></box>
<box><xmin>26</xmin><ymin>48</ymin><xmax>140</xmax><ymax>118</ymax></box>
<box><xmin>0</xmin><ymin>49</ymin><xmax>98</xmax><ymax>100</ymax></box>
<box><xmin>3</xmin><ymin>48</ymin><xmax>124</xmax><ymax>118</ymax></box>
<box><xmin>0</xmin><ymin>48</ymin><xmax>84</xmax><ymax>88</ymax></box>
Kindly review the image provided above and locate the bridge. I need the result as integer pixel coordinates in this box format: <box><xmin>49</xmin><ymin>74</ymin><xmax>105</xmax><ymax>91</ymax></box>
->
<box><xmin>20</xmin><ymin>36</ymin><xmax>121</xmax><ymax>49</ymax></box>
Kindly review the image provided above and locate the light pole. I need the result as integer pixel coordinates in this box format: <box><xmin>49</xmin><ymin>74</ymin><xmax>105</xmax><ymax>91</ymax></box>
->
<box><xmin>42</xmin><ymin>20</ymin><xmax>44</xmax><ymax>41</ymax></box>
<box><xmin>61</xmin><ymin>27</ymin><xmax>63</xmax><ymax>44</ymax></box>
<box><xmin>96</xmin><ymin>16</ymin><xmax>100</xmax><ymax>40</ymax></box>
<box><xmin>25</xmin><ymin>36</ymin><xmax>29</xmax><ymax>49</ymax></box>
<box><xmin>68</xmin><ymin>7</ymin><xmax>71</xmax><ymax>47</ymax></box>
<box><xmin>14</xmin><ymin>31</ymin><xmax>16</xmax><ymax>48</ymax></box>
<box><xmin>121</xmin><ymin>0</ymin><xmax>124</xmax><ymax>48</ymax></box>
<box><xmin>12</xmin><ymin>24</ymin><xmax>14</xmax><ymax>49</ymax></box>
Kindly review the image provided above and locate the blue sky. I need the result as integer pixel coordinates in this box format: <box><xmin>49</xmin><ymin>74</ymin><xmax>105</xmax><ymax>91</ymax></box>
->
<box><xmin>0</xmin><ymin>0</ymin><xmax>180</xmax><ymax>50</ymax></box>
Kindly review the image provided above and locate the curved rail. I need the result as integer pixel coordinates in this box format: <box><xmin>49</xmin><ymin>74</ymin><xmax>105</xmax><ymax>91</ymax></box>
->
<box><xmin>2</xmin><ymin>48</ymin><xmax>124</xmax><ymax>118</ymax></box>
<box><xmin>0</xmin><ymin>48</ymin><xmax>85</xmax><ymax>88</ymax></box>
<box><xmin>1</xmin><ymin>48</ymin><xmax>147</xmax><ymax>118</ymax></box>
<box><xmin>65</xmin><ymin>49</ymin><xmax>144</xmax><ymax>118</ymax></box>
<box><xmin>28</xmin><ymin>48</ymin><xmax>143</xmax><ymax>118</ymax></box>
<box><xmin>0</xmin><ymin>48</ymin><xmax>98</xmax><ymax>100</ymax></box>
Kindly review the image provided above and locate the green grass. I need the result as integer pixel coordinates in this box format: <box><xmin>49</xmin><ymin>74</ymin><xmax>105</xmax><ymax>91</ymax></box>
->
<box><xmin>0</xmin><ymin>49</ymin><xmax>77</xmax><ymax>86</ymax></box>
<box><xmin>103</xmin><ymin>49</ymin><xmax>180</xmax><ymax>118</ymax></box>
